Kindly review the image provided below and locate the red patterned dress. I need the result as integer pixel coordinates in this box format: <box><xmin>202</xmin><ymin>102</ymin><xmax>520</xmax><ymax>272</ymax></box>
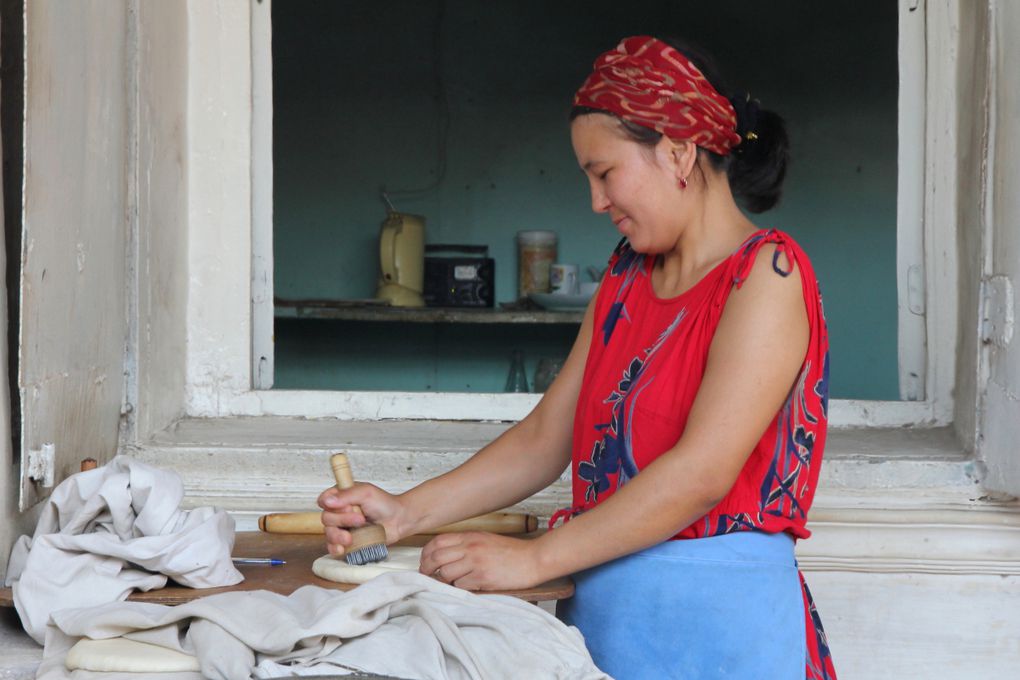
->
<box><xmin>556</xmin><ymin>229</ymin><xmax>836</xmax><ymax>679</ymax></box>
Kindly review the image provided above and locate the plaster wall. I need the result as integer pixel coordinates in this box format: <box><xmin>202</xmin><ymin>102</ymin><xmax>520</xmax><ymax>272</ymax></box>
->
<box><xmin>952</xmin><ymin>0</ymin><xmax>990</xmax><ymax>453</ymax></box>
<box><xmin>808</xmin><ymin>570</ymin><xmax>1020</xmax><ymax>678</ymax></box>
<box><xmin>130</xmin><ymin>0</ymin><xmax>190</xmax><ymax>443</ymax></box>
<box><xmin>979</xmin><ymin>0</ymin><xmax>1020</xmax><ymax>494</ymax></box>
<box><xmin>15</xmin><ymin>1</ymin><xmax>130</xmax><ymax>506</ymax></box>
<box><xmin>919</xmin><ymin>0</ymin><xmax>964</xmax><ymax>429</ymax></box>
<box><xmin>183</xmin><ymin>0</ymin><xmax>253</xmax><ymax>408</ymax></box>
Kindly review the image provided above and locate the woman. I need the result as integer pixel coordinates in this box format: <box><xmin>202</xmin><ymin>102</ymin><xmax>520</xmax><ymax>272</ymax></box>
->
<box><xmin>319</xmin><ymin>36</ymin><xmax>836</xmax><ymax>679</ymax></box>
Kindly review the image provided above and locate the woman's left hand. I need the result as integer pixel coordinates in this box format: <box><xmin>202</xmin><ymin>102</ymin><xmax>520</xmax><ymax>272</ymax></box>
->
<box><xmin>418</xmin><ymin>532</ymin><xmax>545</xmax><ymax>591</ymax></box>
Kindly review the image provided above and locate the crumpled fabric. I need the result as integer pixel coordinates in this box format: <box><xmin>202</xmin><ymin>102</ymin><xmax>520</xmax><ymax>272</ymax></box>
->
<box><xmin>5</xmin><ymin>455</ymin><xmax>242</xmax><ymax>643</ymax></box>
<box><xmin>37</xmin><ymin>571</ymin><xmax>611</xmax><ymax>680</ymax></box>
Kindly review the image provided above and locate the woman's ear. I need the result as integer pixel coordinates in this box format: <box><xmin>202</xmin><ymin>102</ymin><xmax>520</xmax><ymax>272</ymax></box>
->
<box><xmin>665</xmin><ymin>138</ymin><xmax>698</xmax><ymax>183</ymax></box>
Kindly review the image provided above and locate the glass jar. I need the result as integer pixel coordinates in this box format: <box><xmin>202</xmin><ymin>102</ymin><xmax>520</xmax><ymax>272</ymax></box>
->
<box><xmin>516</xmin><ymin>230</ymin><xmax>557</xmax><ymax>298</ymax></box>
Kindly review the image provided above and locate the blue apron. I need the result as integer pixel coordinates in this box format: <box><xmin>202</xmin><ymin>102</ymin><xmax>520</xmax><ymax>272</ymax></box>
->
<box><xmin>557</xmin><ymin>531</ymin><xmax>805</xmax><ymax>679</ymax></box>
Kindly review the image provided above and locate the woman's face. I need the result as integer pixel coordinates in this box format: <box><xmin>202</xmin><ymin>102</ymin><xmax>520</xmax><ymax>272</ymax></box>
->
<box><xmin>570</xmin><ymin>114</ymin><xmax>685</xmax><ymax>254</ymax></box>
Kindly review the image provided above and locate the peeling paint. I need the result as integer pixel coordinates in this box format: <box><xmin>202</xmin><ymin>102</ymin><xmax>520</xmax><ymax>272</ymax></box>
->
<box><xmin>17</xmin><ymin>2</ymin><xmax>129</xmax><ymax>510</ymax></box>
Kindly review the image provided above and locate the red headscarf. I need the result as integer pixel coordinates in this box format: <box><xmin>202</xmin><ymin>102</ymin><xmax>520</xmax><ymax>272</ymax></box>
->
<box><xmin>573</xmin><ymin>36</ymin><xmax>741</xmax><ymax>156</ymax></box>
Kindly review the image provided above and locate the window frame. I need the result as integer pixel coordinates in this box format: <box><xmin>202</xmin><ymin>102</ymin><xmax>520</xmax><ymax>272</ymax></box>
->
<box><xmin>230</xmin><ymin>0</ymin><xmax>955</xmax><ymax>429</ymax></box>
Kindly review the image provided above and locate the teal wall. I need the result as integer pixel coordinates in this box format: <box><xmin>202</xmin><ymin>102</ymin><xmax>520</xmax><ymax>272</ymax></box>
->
<box><xmin>273</xmin><ymin>0</ymin><xmax>899</xmax><ymax>400</ymax></box>
<box><xmin>276</xmin><ymin>319</ymin><xmax>577</xmax><ymax>393</ymax></box>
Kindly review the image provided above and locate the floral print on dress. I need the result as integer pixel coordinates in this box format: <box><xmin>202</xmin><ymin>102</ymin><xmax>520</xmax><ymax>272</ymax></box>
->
<box><xmin>580</xmin><ymin>309</ymin><xmax>687</xmax><ymax>503</ymax></box>
<box><xmin>601</xmin><ymin>239</ymin><xmax>644</xmax><ymax>345</ymax></box>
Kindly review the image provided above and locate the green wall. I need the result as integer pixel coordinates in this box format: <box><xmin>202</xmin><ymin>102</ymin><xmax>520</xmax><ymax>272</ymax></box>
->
<box><xmin>273</xmin><ymin>0</ymin><xmax>899</xmax><ymax>400</ymax></box>
<box><xmin>276</xmin><ymin>319</ymin><xmax>577</xmax><ymax>393</ymax></box>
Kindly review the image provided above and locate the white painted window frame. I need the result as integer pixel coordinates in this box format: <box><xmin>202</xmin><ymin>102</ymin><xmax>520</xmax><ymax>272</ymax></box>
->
<box><xmin>250</xmin><ymin>0</ymin><xmax>274</xmax><ymax>391</ymax></box>
<box><xmin>222</xmin><ymin>0</ymin><xmax>956</xmax><ymax>429</ymax></box>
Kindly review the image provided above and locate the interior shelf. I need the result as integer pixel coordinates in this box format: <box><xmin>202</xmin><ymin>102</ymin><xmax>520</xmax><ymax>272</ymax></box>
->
<box><xmin>274</xmin><ymin>299</ymin><xmax>584</xmax><ymax>324</ymax></box>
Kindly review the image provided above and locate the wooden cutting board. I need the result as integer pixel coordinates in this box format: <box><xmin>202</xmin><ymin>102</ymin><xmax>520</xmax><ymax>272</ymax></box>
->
<box><xmin>0</xmin><ymin>532</ymin><xmax>573</xmax><ymax>607</ymax></box>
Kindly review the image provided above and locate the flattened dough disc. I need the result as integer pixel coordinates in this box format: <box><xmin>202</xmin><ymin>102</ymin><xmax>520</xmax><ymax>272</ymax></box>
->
<box><xmin>313</xmin><ymin>545</ymin><xmax>423</xmax><ymax>584</ymax></box>
<box><xmin>66</xmin><ymin>638</ymin><xmax>201</xmax><ymax>672</ymax></box>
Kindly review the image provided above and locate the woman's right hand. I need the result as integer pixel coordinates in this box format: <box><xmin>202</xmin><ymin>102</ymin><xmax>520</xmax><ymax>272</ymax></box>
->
<box><xmin>317</xmin><ymin>483</ymin><xmax>408</xmax><ymax>558</ymax></box>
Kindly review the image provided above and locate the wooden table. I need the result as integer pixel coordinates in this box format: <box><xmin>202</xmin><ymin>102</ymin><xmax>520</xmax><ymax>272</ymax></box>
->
<box><xmin>0</xmin><ymin>532</ymin><xmax>573</xmax><ymax>607</ymax></box>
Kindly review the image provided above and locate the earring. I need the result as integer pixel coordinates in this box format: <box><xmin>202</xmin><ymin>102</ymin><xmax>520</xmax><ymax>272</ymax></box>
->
<box><xmin>679</xmin><ymin>176</ymin><xmax>688</xmax><ymax>189</ymax></box>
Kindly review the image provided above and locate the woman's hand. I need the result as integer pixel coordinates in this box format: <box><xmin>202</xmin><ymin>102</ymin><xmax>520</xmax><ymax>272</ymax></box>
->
<box><xmin>317</xmin><ymin>483</ymin><xmax>408</xmax><ymax>558</ymax></box>
<box><xmin>418</xmin><ymin>532</ymin><xmax>546</xmax><ymax>591</ymax></box>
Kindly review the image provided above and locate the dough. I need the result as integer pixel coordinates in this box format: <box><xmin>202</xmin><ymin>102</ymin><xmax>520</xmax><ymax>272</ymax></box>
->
<box><xmin>65</xmin><ymin>637</ymin><xmax>201</xmax><ymax>672</ymax></box>
<box><xmin>312</xmin><ymin>546</ymin><xmax>423</xmax><ymax>584</ymax></box>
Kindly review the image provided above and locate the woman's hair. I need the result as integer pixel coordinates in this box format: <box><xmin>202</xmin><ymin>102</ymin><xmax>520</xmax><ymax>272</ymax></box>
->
<box><xmin>571</xmin><ymin>38</ymin><xmax>789</xmax><ymax>214</ymax></box>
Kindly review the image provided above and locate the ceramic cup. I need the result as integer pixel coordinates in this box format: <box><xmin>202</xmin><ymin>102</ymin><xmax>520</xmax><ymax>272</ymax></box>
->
<box><xmin>550</xmin><ymin>263</ymin><xmax>580</xmax><ymax>295</ymax></box>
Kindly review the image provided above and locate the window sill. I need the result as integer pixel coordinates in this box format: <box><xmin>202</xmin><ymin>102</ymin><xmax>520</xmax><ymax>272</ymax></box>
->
<box><xmin>189</xmin><ymin>389</ymin><xmax>948</xmax><ymax>430</ymax></box>
<box><xmin>127</xmin><ymin>417</ymin><xmax>1020</xmax><ymax>576</ymax></box>
<box><xmin>136</xmin><ymin>416</ymin><xmax>984</xmax><ymax>513</ymax></box>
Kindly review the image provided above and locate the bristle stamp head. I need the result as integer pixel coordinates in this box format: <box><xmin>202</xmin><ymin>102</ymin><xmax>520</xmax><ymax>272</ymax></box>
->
<box><xmin>345</xmin><ymin>543</ymin><xmax>388</xmax><ymax>566</ymax></box>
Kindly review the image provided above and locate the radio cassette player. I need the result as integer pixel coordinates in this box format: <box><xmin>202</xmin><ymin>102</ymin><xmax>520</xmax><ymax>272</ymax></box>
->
<box><xmin>423</xmin><ymin>244</ymin><xmax>494</xmax><ymax>308</ymax></box>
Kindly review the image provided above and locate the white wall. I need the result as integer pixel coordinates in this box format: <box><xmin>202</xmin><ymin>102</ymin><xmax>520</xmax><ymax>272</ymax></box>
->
<box><xmin>129</xmin><ymin>0</ymin><xmax>191</xmax><ymax>443</ymax></box>
<box><xmin>978</xmin><ymin>0</ymin><xmax>1020</xmax><ymax>494</ymax></box>
<box><xmin>812</xmin><ymin>571</ymin><xmax>1020</xmax><ymax>678</ymax></box>
<box><xmin>183</xmin><ymin>0</ymin><xmax>254</xmax><ymax>413</ymax></box>
<box><xmin>16</xmin><ymin>0</ymin><xmax>130</xmax><ymax>507</ymax></box>
<box><xmin>952</xmin><ymin>0</ymin><xmax>991</xmax><ymax>450</ymax></box>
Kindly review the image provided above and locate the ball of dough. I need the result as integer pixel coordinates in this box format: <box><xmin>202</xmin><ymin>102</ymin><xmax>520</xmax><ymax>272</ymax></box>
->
<box><xmin>66</xmin><ymin>638</ymin><xmax>201</xmax><ymax>673</ymax></box>
<box><xmin>312</xmin><ymin>546</ymin><xmax>424</xmax><ymax>584</ymax></box>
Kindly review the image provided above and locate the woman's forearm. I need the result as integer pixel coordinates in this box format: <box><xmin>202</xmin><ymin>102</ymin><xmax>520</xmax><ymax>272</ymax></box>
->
<box><xmin>396</xmin><ymin>303</ymin><xmax>596</xmax><ymax>540</ymax></box>
<box><xmin>395</xmin><ymin>411</ymin><xmax>572</xmax><ymax>539</ymax></box>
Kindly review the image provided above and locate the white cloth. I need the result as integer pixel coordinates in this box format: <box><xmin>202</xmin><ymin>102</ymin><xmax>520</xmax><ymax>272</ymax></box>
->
<box><xmin>38</xmin><ymin>572</ymin><xmax>610</xmax><ymax>680</ymax></box>
<box><xmin>4</xmin><ymin>455</ymin><xmax>242</xmax><ymax>643</ymax></box>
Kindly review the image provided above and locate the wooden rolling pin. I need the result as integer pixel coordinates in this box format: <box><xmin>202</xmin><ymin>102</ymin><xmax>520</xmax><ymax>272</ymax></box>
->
<box><xmin>258</xmin><ymin>510</ymin><xmax>538</xmax><ymax>535</ymax></box>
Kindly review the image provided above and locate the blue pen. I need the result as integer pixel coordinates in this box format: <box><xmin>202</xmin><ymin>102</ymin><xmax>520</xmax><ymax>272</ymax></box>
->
<box><xmin>232</xmin><ymin>557</ymin><xmax>286</xmax><ymax>566</ymax></box>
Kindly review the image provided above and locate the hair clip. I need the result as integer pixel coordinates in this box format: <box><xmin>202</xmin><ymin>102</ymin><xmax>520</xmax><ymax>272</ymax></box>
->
<box><xmin>745</xmin><ymin>131</ymin><xmax>759</xmax><ymax>141</ymax></box>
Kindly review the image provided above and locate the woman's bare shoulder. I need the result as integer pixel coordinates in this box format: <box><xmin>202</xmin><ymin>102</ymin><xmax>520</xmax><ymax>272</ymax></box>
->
<box><xmin>728</xmin><ymin>241</ymin><xmax>806</xmax><ymax>312</ymax></box>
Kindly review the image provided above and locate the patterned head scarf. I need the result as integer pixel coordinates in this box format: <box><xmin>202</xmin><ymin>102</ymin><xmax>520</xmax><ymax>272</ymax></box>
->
<box><xmin>573</xmin><ymin>36</ymin><xmax>742</xmax><ymax>156</ymax></box>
